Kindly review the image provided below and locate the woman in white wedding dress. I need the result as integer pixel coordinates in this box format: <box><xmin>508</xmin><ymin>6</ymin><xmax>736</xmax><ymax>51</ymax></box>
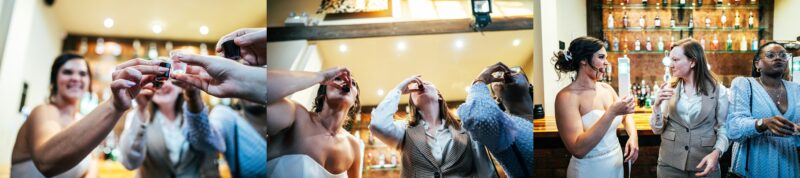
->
<box><xmin>552</xmin><ymin>36</ymin><xmax>640</xmax><ymax>178</ymax></box>
<box><xmin>267</xmin><ymin>68</ymin><xmax>363</xmax><ymax>178</ymax></box>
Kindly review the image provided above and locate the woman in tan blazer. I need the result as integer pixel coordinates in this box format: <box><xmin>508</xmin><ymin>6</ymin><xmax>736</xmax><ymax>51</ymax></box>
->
<box><xmin>649</xmin><ymin>39</ymin><xmax>730</xmax><ymax>178</ymax></box>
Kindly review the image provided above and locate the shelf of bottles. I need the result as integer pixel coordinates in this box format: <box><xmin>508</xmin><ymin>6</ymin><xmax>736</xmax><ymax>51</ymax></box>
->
<box><xmin>355</xmin><ymin>113</ymin><xmax>402</xmax><ymax>178</ymax></box>
<box><xmin>594</xmin><ymin>0</ymin><xmax>768</xmax><ymax>110</ymax></box>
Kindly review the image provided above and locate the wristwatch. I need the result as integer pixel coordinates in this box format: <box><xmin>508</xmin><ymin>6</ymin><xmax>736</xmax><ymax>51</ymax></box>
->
<box><xmin>756</xmin><ymin>119</ymin><xmax>764</xmax><ymax>132</ymax></box>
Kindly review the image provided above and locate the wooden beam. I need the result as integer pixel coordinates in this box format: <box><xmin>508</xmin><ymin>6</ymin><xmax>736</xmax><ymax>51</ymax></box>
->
<box><xmin>267</xmin><ymin>16</ymin><xmax>533</xmax><ymax>42</ymax></box>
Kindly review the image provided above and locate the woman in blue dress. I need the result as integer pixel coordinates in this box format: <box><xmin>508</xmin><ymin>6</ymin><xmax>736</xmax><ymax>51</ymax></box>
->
<box><xmin>727</xmin><ymin>41</ymin><xmax>800</xmax><ymax>177</ymax></box>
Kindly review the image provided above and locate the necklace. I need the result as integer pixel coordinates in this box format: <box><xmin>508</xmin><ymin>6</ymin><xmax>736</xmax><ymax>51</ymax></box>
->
<box><xmin>757</xmin><ymin>78</ymin><xmax>784</xmax><ymax>106</ymax></box>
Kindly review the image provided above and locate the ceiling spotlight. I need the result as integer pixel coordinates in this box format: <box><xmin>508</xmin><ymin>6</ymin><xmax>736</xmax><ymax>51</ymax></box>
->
<box><xmin>512</xmin><ymin>39</ymin><xmax>521</xmax><ymax>46</ymax></box>
<box><xmin>151</xmin><ymin>24</ymin><xmax>163</xmax><ymax>34</ymax></box>
<box><xmin>103</xmin><ymin>18</ymin><xmax>114</xmax><ymax>29</ymax></box>
<box><xmin>397</xmin><ymin>41</ymin><xmax>407</xmax><ymax>51</ymax></box>
<box><xmin>377</xmin><ymin>89</ymin><xmax>385</xmax><ymax>96</ymax></box>
<box><xmin>339</xmin><ymin>44</ymin><xmax>348</xmax><ymax>52</ymax></box>
<box><xmin>199</xmin><ymin>25</ymin><xmax>209</xmax><ymax>35</ymax></box>
<box><xmin>454</xmin><ymin>39</ymin><xmax>465</xmax><ymax>49</ymax></box>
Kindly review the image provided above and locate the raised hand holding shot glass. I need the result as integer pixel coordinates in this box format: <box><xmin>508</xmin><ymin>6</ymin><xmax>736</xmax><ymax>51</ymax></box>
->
<box><xmin>169</xmin><ymin>51</ymin><xmax>266</xmax><ymax>103</ymax></box>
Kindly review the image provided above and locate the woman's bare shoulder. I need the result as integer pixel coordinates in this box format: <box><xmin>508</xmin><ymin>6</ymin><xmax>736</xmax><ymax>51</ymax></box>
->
<box><xmin>28</xmin><ymin>104</ymin><xmax>59</xmax><ymax>120</ymax></box>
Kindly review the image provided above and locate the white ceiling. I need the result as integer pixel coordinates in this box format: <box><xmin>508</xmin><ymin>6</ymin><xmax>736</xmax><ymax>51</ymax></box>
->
<box><xmin>51</xmin><ymin>0</ymin><xmax>266</xmax><ymax>42</ymax></box>
<box><xmin>315</xmin><ymin>30</ymin><xmax>534</xmax><ymax>106</ymax></box>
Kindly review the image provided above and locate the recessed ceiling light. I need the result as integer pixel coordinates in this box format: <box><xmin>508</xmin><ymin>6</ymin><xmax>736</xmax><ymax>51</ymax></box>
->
<box><xmin>151</xmin><ymin>24</ymin><xmax>163</xmax><ymax>34</ymax></box>
<box><xmin>397</xmin><ymin>41</ymin><xmax>407</xmax><ymax>51</ymax></box>
<box><xmin>512</xmin><ymin>39</ymin><xmax>521</xmax><ymax>46</ymax></box>
<box><xmin>199</xmin><ymin>25</ymin><xmax>209</xmax><ymax>35</ymax></box>
<box><xmin>103</xmin><ymin>18</ymin><xmax>114</xmax><ymax>29</ymax></box>
<box><xmin>377</xmin><ymin>88</ymin><xmax>385</xmax><ymax>96</ymax></box>
<box><xmin>339</xmin><ymin>44</ymin><xmax>348</xmax><ymax>52</ymax></box>
<box><xmin>454</xmin><ymin>39</ymin><xmax>464</xmax><ymax>49</ymax></box>
<box><xmin>464</xmin><ymin>86</ymin><xmax>470</xmax><ymax>92</ymax></box>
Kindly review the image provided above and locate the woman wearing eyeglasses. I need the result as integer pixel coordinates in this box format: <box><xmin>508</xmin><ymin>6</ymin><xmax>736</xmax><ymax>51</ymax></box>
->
<box><xmin>727</xmin><ymin>42</ymin><xmax>800</xmax><ymax>177</ymax></box>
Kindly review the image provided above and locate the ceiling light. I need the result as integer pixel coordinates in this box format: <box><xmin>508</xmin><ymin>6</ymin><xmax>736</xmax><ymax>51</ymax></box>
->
<box><xmin>377</xmin><ymin>88</ymin><xmax>385</xmax><ymax>96</ymax></box>
<box><xmin>454</xmin><ymin>39</ymin><xmax>464</xmax><ymax>49</ymax></box>
<box><xmin>151</xmin><ymin>24</ymin><xmax>163</xmax><ymax>34</ymax></box>
<box><xmin>199</xmin><ymin>25</ymin><xmax>209</xmax><ymax>35</ymax></box>
<box><xmin>103</xmin><ymin>18</ymin><xmax>114</xmax><ymax>29</ymax></box>
<box><xmin>513</xmin><ymin>39</ymin><xmax>521</xmax><ymax>46</ymax></box>
<box><xmin>339</xmin><ymin>44</ymin><xmax>348</xmax><ymax>52</ymax></box>
<box><xmin>397</xmin><ymin>41</ymin><xmax>407</xmax><ymax>51</ymax></box>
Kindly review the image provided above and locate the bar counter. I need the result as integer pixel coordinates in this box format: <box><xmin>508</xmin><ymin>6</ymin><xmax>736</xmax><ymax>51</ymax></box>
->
<box><xmin>533</xmin><ymin>108</ymin><xmax>733</xmax><ymax>177</ymax></box>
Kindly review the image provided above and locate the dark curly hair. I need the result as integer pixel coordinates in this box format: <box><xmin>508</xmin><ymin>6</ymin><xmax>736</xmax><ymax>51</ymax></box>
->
<box><xmin>311</xmin><ymin>81</ymin><xmax>361</xmax><ymax>131</ymax></box>
<box><xmin>552</xmin><ymin>36</ymin><xmax>607</xmax><ymax>79</ymax></box>
<box><xmin>751</xmin><ymin>41</ymin><xmax>784</xmax><ymax>78</ymax></box>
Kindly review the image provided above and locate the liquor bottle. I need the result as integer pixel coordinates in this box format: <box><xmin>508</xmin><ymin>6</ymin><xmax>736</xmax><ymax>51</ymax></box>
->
<box><xmin>662</xmin><ymin>50</ymin><xmax>671</xmax><ymax>82</ymax></box>
<box><xmin>623</xmin><ymin>12</ymin><xmax>629</xmax><ymax>28</ymax></box>
<box><xmin>748</xmin><ymin>12</ymin><xmax>755</xmax><ymax>29</ymax></box>
<box><xmin>680</xmin><ymin>0</ymin><xmax>686</xmax><ymax>5</ymax></box>
<box><xmin>726</xmin><ymin>34</ymin><xmax>733</xmax><ymax>51</ymax></box>
<box><xmin>643</xmin><ymin>0</ymin><xmax>649</xmax><ymax>6</ymax></box>
<box><xmin>740</xmin><ymin>35</ymin><xmax>748</xmax><ymax>51</ymax></box>
<box><xmin>700</xmin><ymin>36</ymin><xmax>707</xmax><ymax>49</ymax></box>
<box><xmin>655</xmin><ymin>15</ymin><xmax>662</xmax><ymax>28</ymax></box>
<box><xmin>614</xmin><ymin>36</ymin><xmax>620</xmax><ymax>51</ymax></box>
<box><xmin>670</xmin><ymin>16</ymin><xmax>676</xmax><ymax>28</ymax></box>
<box><xmin>640</xmin><ymin>80</ymin><xmax>648</xmax><ymax>107</ymax></box>
<box><xmin>658</xmin><ymin>36</ymin><xmax>665</xmax><ymax>51</ymax></box>
<box><xmin>689</xmin><ymin>15</ymin><xmax>695</xmax><ymax>28</ymax></box>
<box><xmin>663</xmin><ymin>0</ymin><xmax>669</xmax><ymax>7</ymax></box>
<box><xmin>633</xmin><ymin>82</ymin><xmax>640</xmax><ymax>101</ymax></box>
<box><xmin>624</xmin><ymin>37</ymin><xmax>630</xmax><ymax>51</ymax></box>
<box><xmin>608</xmin><ymin>12</ymin><xmax>615</xmax><ymax>29</ymax></box>
<box><xmin>378</xmin><ymin>153</ymin><xmax>386</xmax><ymax>166</ymax></box>
<box><xmin>751</xmin><ymin>37</ymin><xmax>759</xmax><ymax>51</ymax></box>
<box><xmin>639</xmin><ymin>15</ymin><xmax>646</xmax><ymax>28</ymax></box>
<box><xmin>705</xmin><ymin>16</ymin><xmax>711</xmax><ymax>28</ymax></box>
<box><xmin>721</xmin><ymin>11</ymin><xmax>727</xmax><ymax>27</ymax></box>
<box><xmin>734</xmin><ymin>11</ymin><xmax>741</xmax><ymax>29</ymax></box>
<box><xmin>635</xmin><ymin>37</ymin><xmax>642</xmax><ymax>51</ymax></box>
<box><xmin>653</xmin><ymin>81</ymin><xmax>660</xmax><ymax>99</ymax></box>
<box><xmin>366</xmin><ymin>153</ymin><xmax>373</xmax><ymax>166</ymax></box>
<box><xmin>698</xmin><ymin>0</ymin><xmax>703</xmax><ymax>6</ymax></box>
<box><xmin>646</xmin><ymin>37</ymin><xmax>653</xmax><ymax>51</ymax></box>
<box><xmin>645</xmin><ymin>92</ymin><xmax>653</xmax><ymax>109</ymax></box>
<box><xmin>750</xmin><ymin>0</ymin><xmax>756</xmax><ymax>4</ymax></box>
<box><xmin>717</xmin><ymin>0</ymin><xmax>723</xmax><ymax>6</ymax></box>
<box><xmin>390</xmin><ymin>153</ymin><xmax>398</xmax><ymax>165</ymax></box>
<box><xmin>712</xmin><ymin>34</ymin><xmax>719</xmax><ymax>50</ymax></box>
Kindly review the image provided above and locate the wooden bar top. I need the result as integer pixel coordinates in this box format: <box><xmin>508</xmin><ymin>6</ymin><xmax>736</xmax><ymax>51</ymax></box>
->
<box><xmin>534</xmin><ymin>108</ymin><xmax>658</xmax><ymax>138</ymax></box>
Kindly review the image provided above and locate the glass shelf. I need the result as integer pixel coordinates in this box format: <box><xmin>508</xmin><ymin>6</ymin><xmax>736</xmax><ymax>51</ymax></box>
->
<box><xmin>366</xmin><ymin>165</ymin><xmax>400</xmax><ymax>171</ymax></box>
<box><xmin>601</xmin><ymin>3</ymin><xmax>759</xmax><ymax>10</ymax></box>
<box><xmin>608</xmin><ymin>50</ymin><xmax>756</xmax><ymax>54</ymax></box>
<box><xmin>603</xmin><ymin>27</ymin><xmax>766</xmax><ymax>32</ymax></box>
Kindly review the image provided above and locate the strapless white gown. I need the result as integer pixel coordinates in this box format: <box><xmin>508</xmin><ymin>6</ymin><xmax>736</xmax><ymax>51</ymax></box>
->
<box><xmin>567</xmin><ymin>110</ymin><xmax>624</xmax><ymax>178</ymax></box>
<box><xmin>10</xmin><ymin>156</ymin><xmax>91</xmax><ymax>178</ymax></box>
<box><xmin>267</xmin><ymin>154</ymin><xmax>348</xmax><ymax>178</ymax></box>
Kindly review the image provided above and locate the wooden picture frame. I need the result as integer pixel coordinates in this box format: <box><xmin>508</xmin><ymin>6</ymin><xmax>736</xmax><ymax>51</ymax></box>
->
<box><xmin>318</xmin><ymin>0</ymin><xmax>394</xmax><ymax>20</ymax></box>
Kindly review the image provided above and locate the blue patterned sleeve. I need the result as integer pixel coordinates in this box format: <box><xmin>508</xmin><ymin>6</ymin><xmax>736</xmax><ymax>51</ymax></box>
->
<box><xmin>726</xmin><ymin>77</ymin><xmax>760</xmax><ymax>142</ymax></box>
<box><xmin>183</xmin><ymin>103</ymin><xmax>227</xmax><ymax>153</ymax></box>
<box><xmin>456</xmin><ymin>83</ymin><xmax>517</xmax><ymax>153</ymax></box>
